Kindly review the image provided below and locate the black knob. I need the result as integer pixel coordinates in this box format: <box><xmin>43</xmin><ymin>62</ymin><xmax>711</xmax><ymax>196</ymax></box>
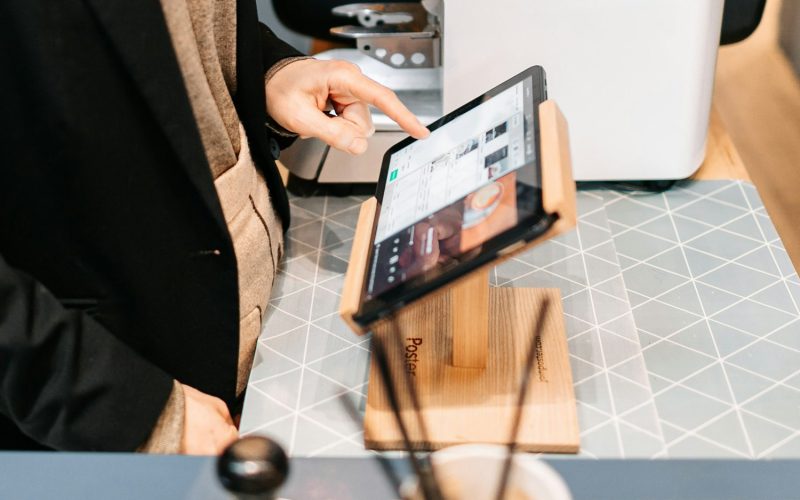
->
<box><xmin>217</xmin><ymin>436</ymin><xmax>289</xmax><ymax>498</ymax></box>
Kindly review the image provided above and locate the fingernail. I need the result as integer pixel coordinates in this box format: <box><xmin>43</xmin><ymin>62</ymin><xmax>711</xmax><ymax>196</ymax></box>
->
<box><xmin>416</xmin><ymin>118</ymin><xmax>430</xmax><ymax>135</ymax></box>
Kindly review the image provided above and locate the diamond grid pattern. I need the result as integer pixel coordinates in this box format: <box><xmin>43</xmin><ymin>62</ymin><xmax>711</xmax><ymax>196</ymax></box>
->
<box><xmin>240</xmin><ymin>195</ymin><xmax>371</xmax><ymax>456</ymax></box>
<box><xmin>601</xmin><ymin>180</ymin><xmax>800</xmax><ymax>458</ymax></box>
<box><xmin>499</xmin><ymin>191</ymin><xmax>664</xmax><ymax>458</ymax></box>
<box><xmin>242</xmin><ymin>181</ymin><xmax>800</xmax><ymax>459</ymax></box>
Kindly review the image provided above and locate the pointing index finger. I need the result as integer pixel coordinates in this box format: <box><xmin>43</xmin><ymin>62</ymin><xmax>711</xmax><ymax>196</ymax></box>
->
<box><xmin>338</xmin><ymin>71</ymin><xmax>430</xmax><ymax>139</ymax></box>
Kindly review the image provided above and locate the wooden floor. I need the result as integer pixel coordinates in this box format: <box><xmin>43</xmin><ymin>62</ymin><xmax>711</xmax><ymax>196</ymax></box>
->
<box><xmin>714</xmin><ymin>0</ymin><xmax>800</xmax><ymax>270</ymax></box>
<box><xmin>693</xmin><ymin>108</ymin><xmax>751</xmax><ymax>182</ymax></box>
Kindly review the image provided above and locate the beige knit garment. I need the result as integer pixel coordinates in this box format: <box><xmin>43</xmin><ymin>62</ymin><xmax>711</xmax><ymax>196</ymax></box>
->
<box><xmin>140</xmin><ymin>0</ymin><xmax>283</xmax><ymax>453</ymax></box>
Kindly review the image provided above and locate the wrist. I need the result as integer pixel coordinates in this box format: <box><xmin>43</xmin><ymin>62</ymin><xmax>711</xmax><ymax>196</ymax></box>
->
<box><xmin>265</xmin><ymin>56</ymin><xmax>314</xmax><ymax>138</ymax></box>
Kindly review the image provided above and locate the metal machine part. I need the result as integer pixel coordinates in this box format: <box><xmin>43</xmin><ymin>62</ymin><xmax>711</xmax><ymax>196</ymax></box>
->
<box><xmin>331</xmin><ymin>2</ymin><xmax>419</xmax><ymax>27</ymax></box>
<box><xmin>330</xmin><ymin>3</ymin><xmax>441</xmax><ymax>68</ymax></box>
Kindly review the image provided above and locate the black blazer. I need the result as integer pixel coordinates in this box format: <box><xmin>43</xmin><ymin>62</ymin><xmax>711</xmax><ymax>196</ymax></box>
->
<box><xmin>0</xmin><ymin>0</ymin><xmax>301</xmax><ymax>451</ymax></box>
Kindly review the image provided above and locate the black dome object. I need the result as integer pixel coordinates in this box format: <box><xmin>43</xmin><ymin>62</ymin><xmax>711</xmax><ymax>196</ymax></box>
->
<box><xmin>217</xmin><ymin>436</ymin><xmax>290</xmax><ymax>496</ymax></box>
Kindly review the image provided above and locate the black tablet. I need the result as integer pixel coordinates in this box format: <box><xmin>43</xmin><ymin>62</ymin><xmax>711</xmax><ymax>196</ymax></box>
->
<box><xmin>354</xmin><ymin>66</ymin><xmax>557</xmax><ymax>326</ymax></box>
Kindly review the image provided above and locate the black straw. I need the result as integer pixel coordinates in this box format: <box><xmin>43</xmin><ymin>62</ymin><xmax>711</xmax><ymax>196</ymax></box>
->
<box><xmin>337</xmin><ymin>393</ymin><xmax>403</xmax><ymax>494</ymax></box>
<box><xmin>371</xmin><ymin>332</ymin><xmax>439</xmax><ymax>500</ymax></box>
<box><xmin>494</xmin><ymin>297</ymin><xmax>552</xmax><ymax>500</ymax></box>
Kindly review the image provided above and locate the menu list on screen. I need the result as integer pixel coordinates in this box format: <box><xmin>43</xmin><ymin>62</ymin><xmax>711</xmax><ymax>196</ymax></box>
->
<box><xmin>367</xmin><ymin>77</ymin><xmax>538</xmax><ymax>300</ymax></box>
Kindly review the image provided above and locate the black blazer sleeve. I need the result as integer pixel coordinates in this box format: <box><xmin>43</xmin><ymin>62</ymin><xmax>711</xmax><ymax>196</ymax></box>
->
<box><xmin>258</xmin><ymin>23</ymin><xmax>306</xmax><ymax>74</ymax></box>
<box><xmin>0</xmin><ymin>254</ymin><xmax>174</xmax><ymax>451</ymax></box>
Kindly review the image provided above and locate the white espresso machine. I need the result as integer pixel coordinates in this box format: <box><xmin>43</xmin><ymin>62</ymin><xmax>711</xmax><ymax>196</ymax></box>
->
<box><xmin>280</xmin><ymin>0</ymin><xmax>725</xmax><ymax>186</ymax></box>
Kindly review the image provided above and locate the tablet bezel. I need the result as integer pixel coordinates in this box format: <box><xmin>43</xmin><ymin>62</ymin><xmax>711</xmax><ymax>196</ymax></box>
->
<box><xmin>354</xmin><ymin>66</ymin><xmax>553</xmax><ymax>326</ymax></box>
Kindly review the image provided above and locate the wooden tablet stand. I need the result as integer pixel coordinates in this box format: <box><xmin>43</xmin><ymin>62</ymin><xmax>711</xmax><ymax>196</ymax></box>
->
<box><xmin>340</xmin><ymin>101</ymin><xmax>580</xmax><ymax>453</ymax></box>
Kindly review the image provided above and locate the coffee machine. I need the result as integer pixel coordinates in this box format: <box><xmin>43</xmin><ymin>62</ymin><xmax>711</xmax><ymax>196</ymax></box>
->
<box><xmin>280</xmin><ymin>0</ymin><xmax>726</xmax><ymax>187</ymax></box>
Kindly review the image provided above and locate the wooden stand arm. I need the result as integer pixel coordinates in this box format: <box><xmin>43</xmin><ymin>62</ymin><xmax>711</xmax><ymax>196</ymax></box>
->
<box><xmin>340</xmin><ymin>197</ymin><xmax>378</xmax><ymax>335</ymax></box>
<box><xmin>540</xmin><ymin>100</ymin><xmax>577</xmax><ymax>233</ymax></box>
<box><xmin>450</xmin><ymin>269</ymin><xmax>490</xmax><ymax>368</ymax></box>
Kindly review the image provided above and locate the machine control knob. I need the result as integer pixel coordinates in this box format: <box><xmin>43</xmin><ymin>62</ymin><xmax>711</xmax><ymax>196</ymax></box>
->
<box><xmin>217</xmin><ymin>436</ymin><xmax>289</xmax><ymax>499</ymax></box>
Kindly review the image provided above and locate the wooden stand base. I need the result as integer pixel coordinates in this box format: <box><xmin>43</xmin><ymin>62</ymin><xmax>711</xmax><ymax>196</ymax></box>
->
<box><xmin>364</xmin><ymin>287</ymin><xmax>580</xmax><ymax>453</ymax></box>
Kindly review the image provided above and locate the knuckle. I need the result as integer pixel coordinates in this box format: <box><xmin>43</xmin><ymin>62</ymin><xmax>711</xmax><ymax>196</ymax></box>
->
<box><xmin>339</xmin><ymin>60</ymin><xmax>361</xmax><ymax>74</ymax></box>
<box><xmin>331</xmin><ymin>60</ymin><xmax>356</xmax><ymax>73</ymax></box>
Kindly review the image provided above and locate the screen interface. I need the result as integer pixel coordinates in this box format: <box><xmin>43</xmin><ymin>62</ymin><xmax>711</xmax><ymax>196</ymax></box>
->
<box><xmin>365</xmin><ymin>75</ymin><xmax>544</xmax><ymax>302</ymax></box>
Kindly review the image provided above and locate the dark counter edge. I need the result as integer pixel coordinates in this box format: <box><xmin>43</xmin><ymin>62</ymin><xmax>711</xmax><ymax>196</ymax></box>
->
<box><xmin>1</xmin><ymin>453</ymin><xmax>798</xmax><ymax>500</ymax></box>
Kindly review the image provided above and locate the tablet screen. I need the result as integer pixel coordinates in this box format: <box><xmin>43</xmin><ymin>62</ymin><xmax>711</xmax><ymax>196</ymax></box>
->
<box><xmin>362</xmin><ymin>67</ymin><xmax>549</xmax><ymax>311</ymax></box>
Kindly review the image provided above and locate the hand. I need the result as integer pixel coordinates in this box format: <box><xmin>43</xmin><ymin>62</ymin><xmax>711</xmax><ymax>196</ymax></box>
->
<box><xmin>180</xmin><ymin>384</ymin><xmax>238</xmax><ymax>455</ymax></box>
<box><xmin>266</xmin><ymin>59</ymin><xmax>430</xmax><ymax>155</ymax></box>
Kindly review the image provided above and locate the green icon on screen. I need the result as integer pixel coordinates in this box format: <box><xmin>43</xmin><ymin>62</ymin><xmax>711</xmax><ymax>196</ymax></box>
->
<box><xmin>389</xmin><ymin>170</ymin><xmax>399</xmax><ymax>182</ymax></box>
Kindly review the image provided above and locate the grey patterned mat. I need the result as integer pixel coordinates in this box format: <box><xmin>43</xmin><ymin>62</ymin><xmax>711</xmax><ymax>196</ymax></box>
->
<box><xmin>240</xmin><ymin>180</ymin><xmax>800</xmax><ymax>459</ymax></box>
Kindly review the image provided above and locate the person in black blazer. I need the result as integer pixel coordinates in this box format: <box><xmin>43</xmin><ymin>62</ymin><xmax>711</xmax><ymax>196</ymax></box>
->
<box><xmin>0</xmin><ymin>0</ymin><xmax>428</xmax><ymax>452</ymax></box>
